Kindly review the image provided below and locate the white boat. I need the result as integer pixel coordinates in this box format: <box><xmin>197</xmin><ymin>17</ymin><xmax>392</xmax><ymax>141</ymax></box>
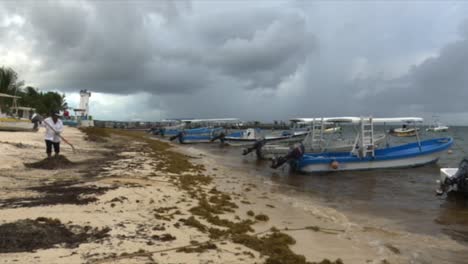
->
<box><xmin>426</xmin><ymin>117</ymin><xmax>449</xmax><ymax>132</ymax></box>
<box><xmin>0</xmin><ymin>93</ymin><xmax>34</xmax><ymax>131</ymax></box>
<box><xmin>222</xmin><ymin>128</ymin><xmax>308</xmax><ymax>147</ymax></box>
<box><xmin>258</xmin><ymin>117</ymin><xmax>385</xmax><ymax>159</ymax></box>
<box><xmin>324</xmin><ymin>126</ymin><xmax>342</xmax><ymax>133</ymax></box>
<box><xmin>427</xmin><ymin>126</ymin><xmax>449</xmax><ymax>132</ymax></box>
<box><xmin>389</xmin><ymin>125</ymin><xmax>420</xmax><ymax>137</ymax></box>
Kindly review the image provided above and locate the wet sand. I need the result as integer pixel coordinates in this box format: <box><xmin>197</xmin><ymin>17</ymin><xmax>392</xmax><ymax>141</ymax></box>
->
<box><xmin>0</xmin><ymin>128</ymin><xmax>466</xmax><ymax>263</ymax></box>
<box><xmin>186</xmin><ymin>144</ymin><xmax>468</xmax><ymax>264</ymax></box>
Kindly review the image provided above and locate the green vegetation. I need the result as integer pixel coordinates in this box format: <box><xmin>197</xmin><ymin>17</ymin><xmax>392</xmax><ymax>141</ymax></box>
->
<box><xmin>79</xmin><ymin>127</ymin><xmax>111</xmax><ymax>142</ymax></box>
<box><xmin>0</xmin><ymin>66</ymin><xmax>67</xmax><ymax>115</ymax></box>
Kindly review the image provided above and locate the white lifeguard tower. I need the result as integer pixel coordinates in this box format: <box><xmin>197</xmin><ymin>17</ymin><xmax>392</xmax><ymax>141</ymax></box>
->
<box><xmin>73</xmin><ymin>89</ymin><xmax>94</xmax><ymax>127</ymax></box>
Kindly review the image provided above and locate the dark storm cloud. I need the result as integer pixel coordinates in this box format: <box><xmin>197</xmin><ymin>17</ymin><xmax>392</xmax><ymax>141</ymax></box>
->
<box><xmin>204</xmin><ymin>14</ymin><xmax>315</xmax><ymax>89</ymax></box>
<box><xmin>1</xmin><ymin>1</ymin><xmax>315</xmax><ymax>94</ymax></box>
<box><xmin>3</xmin><ymin>1</ymin><xmax>468</xmax><ymax>122</ymax></box>
<box><xmin>360</xmin><ymin>22</ymin><xmax>468</xmax><ymax>114</ymax></box>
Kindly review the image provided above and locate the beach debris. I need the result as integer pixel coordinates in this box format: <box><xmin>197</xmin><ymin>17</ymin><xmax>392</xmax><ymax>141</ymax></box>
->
<box><xmin>107</xmin><ymin>196</ymin><xmax>128</xmax><ymax>204</ymax></box>
<box><xmin>151</xmin><ymin>233</ymin><xmax>176</xmax><ymax>242</ymax></box>
<box><xmin>255</xmin><ymin>214</ymin><xmax>269</xmax><ymax>222</ymax></box>
<box><xmin>0</xmin><ymin>217</ymin><xmax>110</xmax><ymax>253</ymax></box>
<box><xmin>180</xmin><ymin>216</ymin><xmax>207</xmax><ymax>233</ymax></box>
<box><xmin>0</xmin><ymin>182</ymin><xmax>116</xmax><ymax>208</ymax></box>
<box><xmin>24</xmin><ymin>155</ymin><xmax>75</xmax><ymax>170</ymax></box>
<box><xmin>154</xmin><ymin>207</ymin><xmax>182</xmax><ymax>221</ymax></box>
<box><xmin>82</xmin><ymin>129</ymin><xmax>345</xmax><ymax>264</ymax></box>
<box><xmin>385</xmin><ymin>243</ymin><xmax>401</xmax><ymax>254</ymax></box>
<box><xmin>176</xmin><ymin>242</ymin><xmax>217</xmax><ymax>253</ymax></box>
<box><xmin>0</xmin><ymin>141</ymin><xmax>32</xmax><ymax>148</ymax></box>
<box><xmin>247</xmin><ymin>210</ymin><xmax>255</xmax><ymax>217</ymax></box>
<box><xmin>233</xmin><ymin>231</ymin><xmax>344</xmax><ymax>264</ymax></box>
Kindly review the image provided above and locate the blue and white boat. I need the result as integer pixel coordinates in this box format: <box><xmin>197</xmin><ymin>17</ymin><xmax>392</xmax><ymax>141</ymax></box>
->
<box><xmin>273</xmin><ymin>117</ymin><xmax>453</xmax><ymax>172</ymax></box>
<box><xmin>172</xmin><ymin>127</ymin><xmax>226</xmax><ymax>144</ymax></box>
<box><xmin>169</xmin><ymin>118</ymin><xmax>240</xmax><ymax>144</ymax></box>
<box><xmin>221</xmin><ymin>128</ymin><xmax>308</xmax><ymax>147</ymax></box>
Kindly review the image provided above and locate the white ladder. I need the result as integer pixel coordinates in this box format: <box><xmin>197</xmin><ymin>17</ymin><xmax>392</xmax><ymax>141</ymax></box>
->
<box><xmin>310</xmin><ymin>118</ymin><xmax>324</xmax><ymax>151</ymax></box>
<box><xmin>360</xmin><ymin>116</ymin><xmax>375</xmax><ymax>158</ymax></box>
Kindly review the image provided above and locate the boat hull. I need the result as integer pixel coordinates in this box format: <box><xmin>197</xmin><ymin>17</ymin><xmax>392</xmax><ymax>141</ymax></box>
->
<box><xmin>0</xmin><ymin>119</ymin><xmax>34</xmax><ymax>131</ymax></box>
<box><xmin>260</xmin><ymin>134</ymin><xmax>386</xmax><ymax>159</ymax></box>
<box><xmin>178</xmin><ymin>127</ymin><xmax>225</xmax><ymax>144</ymax></box>
<box><xmin>260</xmin><ymin>143</ymin><xmax>352</xmax><ymax>159</ymax></box>
<box><xmin>427</xmin><ymin>127</ymin><xmax>449</xmax><ymax>132</ymax></box>
<box><xmin>294</xmin><ymin>137</ymin><xmax>453</xmax><ymax>173</ymax></box>
<box><xmin>179</xmin><ymin>135</ymin><xmax>215</xmax><ymax>144</ymax></box>
<box><xmin>225</xmin><ymin>133</ymin><xmax>307</xmax><ymax>147</ymax></box>
<box><xmin>389</xmin><ymin>128</ymin><xmax>419</xmax><ymax>137</ymax></box>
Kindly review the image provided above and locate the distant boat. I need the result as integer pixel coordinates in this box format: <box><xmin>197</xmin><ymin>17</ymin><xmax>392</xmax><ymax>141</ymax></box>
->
<box><xmin>0</xmin><ymin>93</ymin><xmax>34</xmax><ymax>132</ymax></box>
<box><xmin>169</xmin><ymin>118</ymin><xmax>240</xmax><ymax>144</ymax></box>
<box><xmin>389</xmin><ymin>125</ymin><xmax>420</xmax><ymax>137</ymax></box>
<box><xmin>0</xmin><ymin>117</ymin><xmax>34</xmax><ymax>131</ymax></box>
<box><xmin>220</xmin><ymin>128</ymin><xmax>308</xmax><ymax>147</ymax></box>
<box><xmin>271</xmin><ymin>117</ymin><xmax>452</xmax><ymax>173</ymax></box>
<box><xmin>171</xmin><ymin>127</ymin><xmax>225</xmax><ymax>144</ymax></box>
<box><xmin>426</xmin><ymin>117</ymin><xmax>449</xmax><ymax>132</ymax></box>
<box><xmin>426</xmin><ymin>125</ymin><xmax>449</xmax><ymax>132</ymax></box>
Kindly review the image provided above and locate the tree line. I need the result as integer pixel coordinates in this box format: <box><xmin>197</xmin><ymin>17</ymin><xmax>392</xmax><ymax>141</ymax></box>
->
<box><xmin>0</xmin><ymin>66</ymin><xmax>67</xmax><ymax>116</ymax></box>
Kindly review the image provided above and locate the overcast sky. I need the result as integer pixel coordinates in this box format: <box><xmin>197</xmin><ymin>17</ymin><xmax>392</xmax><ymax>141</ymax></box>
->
<box><xmin>1</xmin><ymin>1</ymin><xmax>468</xmax><ymax>124</ymax></box>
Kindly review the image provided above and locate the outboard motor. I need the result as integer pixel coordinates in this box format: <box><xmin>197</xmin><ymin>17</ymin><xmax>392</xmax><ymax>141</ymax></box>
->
<box><xmin>210</xmin><ymin>132</ymin><xmax>226</xmax><ymax>143</ymax></box>
<box><xmin>271</xmin><ymin>143</ymin><xmax>305</xmax><ymax>169</ymax></box>
<box><xmin>149</xmin><ymin>127</ymin><xmax>161</xmax><ymax>135</ymax></box>
<box><xmin>169</xmin><ymin>131</ymin><xmax>184</xmax><ymax>142</ymax></box>
<box><xmin>437</xmin><ymin>158</ymin><xmax>468</xmax><ymax>196</ymax></box>
<box><xmin>242</xmin><ymin>138</ymin><xmax>267</xmax><ymax>156</ymax></box>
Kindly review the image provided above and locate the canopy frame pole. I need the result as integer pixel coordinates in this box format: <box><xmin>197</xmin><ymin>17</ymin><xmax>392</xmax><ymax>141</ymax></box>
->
<box><xmin>414</xmin><ymin>121</ymin><xmax>422</xmax><ymax>152</ymax></box>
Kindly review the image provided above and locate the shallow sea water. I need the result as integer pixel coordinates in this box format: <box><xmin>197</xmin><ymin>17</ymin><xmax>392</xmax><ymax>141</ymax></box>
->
<box><xmin>193</xmin><ymin>126</ymin><xmax>468</xmax><ymax>245</ymax></box>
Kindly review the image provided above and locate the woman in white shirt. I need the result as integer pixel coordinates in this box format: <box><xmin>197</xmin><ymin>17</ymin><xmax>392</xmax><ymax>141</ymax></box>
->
<box><xmin>43</xmin><ymin>112</ymin><xmax>64</xmax><ymax>158</ymax></box>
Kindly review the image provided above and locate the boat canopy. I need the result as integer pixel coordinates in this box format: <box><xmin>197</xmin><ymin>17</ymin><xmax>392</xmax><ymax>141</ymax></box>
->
<box><xmin>317</xmin><ymin>117</ymin><xmax>423</xmax><ymax>124</ymax></box>
<box><xmin>373</xmin><ymin>117</ymin><xmax>423</xmax><ymax>124</ymax></box>
<box><xmin>181</xmin><ymin>118</ymin><xmax>240</xmax><ymax>124</ymax></box>
<box><xmin>290</xmin><ymin>117</ymin><xmax>357</xmax><ymax>123</ymax></box>
<box><xmin>0</xmin><ymin>93</ymin><xmax>20</xmax><ymax>99</ymax></box>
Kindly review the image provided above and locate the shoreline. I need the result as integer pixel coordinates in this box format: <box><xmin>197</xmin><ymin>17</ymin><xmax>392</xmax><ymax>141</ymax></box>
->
<box><xmin>173</xmin><ymin>143</ymin><xmax>468</xmax><ymax>263</ymax></box>
<box><xmin>0</xmin><ymin>128</ymin><xmax>466</xmax><ymax>263</ymax></box>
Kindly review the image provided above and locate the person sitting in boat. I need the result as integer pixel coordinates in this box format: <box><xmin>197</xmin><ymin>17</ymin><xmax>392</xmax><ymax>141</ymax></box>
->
<box><xmin>43</xmin><ymin>111</ymin><xmax>64</xmax><ymax>158</ymax></box>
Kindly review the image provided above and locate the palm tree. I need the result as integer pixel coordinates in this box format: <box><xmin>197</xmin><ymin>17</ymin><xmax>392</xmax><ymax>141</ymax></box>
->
<box><xmin>0</xmin><ymin>67</ymin><xmax>24</xmax><ymax>114</ymax></box>
<box><xmin>0</xmin><ymin>66</ymin><xmax>23</xmax><ymax>95</ymax></box>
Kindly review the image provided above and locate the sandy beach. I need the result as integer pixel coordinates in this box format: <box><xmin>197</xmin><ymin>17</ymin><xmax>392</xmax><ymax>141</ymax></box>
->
<box><xmin>0</xmin><ymin>127</ymin><xmax>466</xmax><ymax>264</ymax></box>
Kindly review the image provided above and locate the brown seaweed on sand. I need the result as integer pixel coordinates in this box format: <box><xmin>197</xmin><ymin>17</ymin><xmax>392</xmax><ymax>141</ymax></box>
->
<box><xmin>24</xmin><ymin>155</ymin><xmax>75</xmax><ymax>170</ymax></box>
<box><xmin>0</xmin><ymin>217</ymin><xmax>110</xmax><ymax>253</ymax></box>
